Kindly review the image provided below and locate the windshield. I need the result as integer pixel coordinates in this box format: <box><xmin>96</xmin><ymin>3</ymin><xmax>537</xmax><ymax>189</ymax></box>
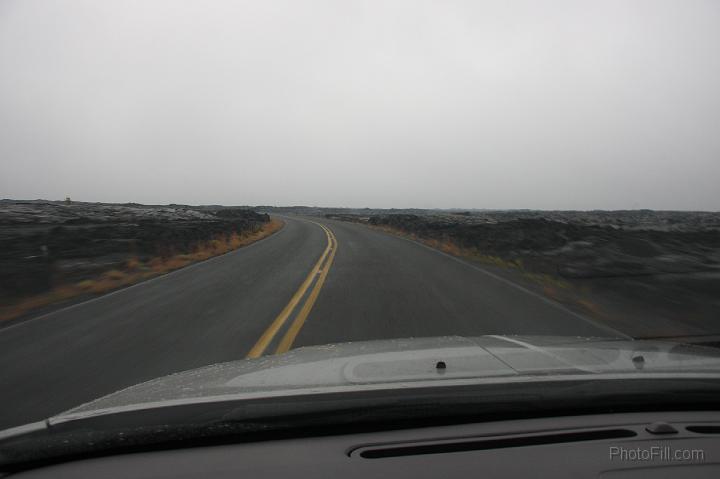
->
<box><xmin>1</xmin><ymin>0</ymin><xmax>719</xmax><ymax>467</ymax></box>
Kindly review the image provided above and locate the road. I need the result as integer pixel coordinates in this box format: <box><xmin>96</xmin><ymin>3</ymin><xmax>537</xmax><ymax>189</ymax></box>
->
<box><xmin>0</xmin><ymin>216</ymin><xmax>624</xmax><ymax>430</ymax></box>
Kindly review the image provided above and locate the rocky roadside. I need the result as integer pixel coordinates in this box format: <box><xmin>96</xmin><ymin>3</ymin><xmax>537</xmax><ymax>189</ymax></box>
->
<box><xmin>0</xmin><ymin>200</ymin><xmax>282</xmax><ymax>322</ymax></box>
<box><xmin>326</xmin><ymin>211</ymin><xmax>720</xmax><ymax>341</ymax></box>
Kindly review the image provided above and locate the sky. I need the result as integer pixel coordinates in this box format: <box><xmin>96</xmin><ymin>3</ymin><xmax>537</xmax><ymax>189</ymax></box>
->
<box><xmin>1</xmin><ymin>0</ymin><xmax>719</xmax><ymax>210</ymax></box>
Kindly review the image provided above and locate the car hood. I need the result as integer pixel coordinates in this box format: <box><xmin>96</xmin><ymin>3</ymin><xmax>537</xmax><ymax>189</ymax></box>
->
<box><xmin>59</xmin><ymin>335</ymin><xmax>720</xmax><ymax>420</ymax></box>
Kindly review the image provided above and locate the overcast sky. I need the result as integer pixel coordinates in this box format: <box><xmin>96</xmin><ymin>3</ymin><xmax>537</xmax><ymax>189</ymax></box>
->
<box><xmin>1</xmin><ymin>0</ymin><xmax>719</xmax><ymax>210</ymax></box>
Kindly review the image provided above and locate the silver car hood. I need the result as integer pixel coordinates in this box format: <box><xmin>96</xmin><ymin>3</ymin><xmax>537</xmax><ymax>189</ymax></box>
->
<box><xmin>60</xmin><ymin>335</ymin><xmax>720</xmax><ymax>421</ymax></box>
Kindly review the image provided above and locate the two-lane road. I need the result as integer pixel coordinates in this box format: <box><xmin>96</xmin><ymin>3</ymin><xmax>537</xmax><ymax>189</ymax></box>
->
<box><xmin>0</xmin><ymin>216</ymin><xmax>623</xmax><ymax>430</ymax></box>
<box><xmin>297</xmin><ymin>217</ymin><xmax>623</xmax><ymax>345</ymax></box>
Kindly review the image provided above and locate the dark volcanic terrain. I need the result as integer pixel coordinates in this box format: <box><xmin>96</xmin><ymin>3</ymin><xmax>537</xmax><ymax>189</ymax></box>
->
<box><xmin>0</xmin><ymin>200</ymin><xmax>272</xmax><ymax>319</ymax></box>
<box><xmin>3</xmin><ymin>202</ymin><xmax>719</xmax><ymax>340</ymax></box>
<box><xmin>325</xmin><ymin>209</ymin><xmax>720</xmax><ymax>339</ymax></box>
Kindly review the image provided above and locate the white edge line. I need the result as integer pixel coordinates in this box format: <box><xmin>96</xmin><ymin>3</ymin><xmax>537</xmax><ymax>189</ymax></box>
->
<box><xmin>327</xmin><ymin>219</ymin><xmax>631</xmax><ymax>340</ymax></box>
<box><xmin>0</xmin><ymin>216</ymin><xmax>287</xmax><ymax>334</ymax></box>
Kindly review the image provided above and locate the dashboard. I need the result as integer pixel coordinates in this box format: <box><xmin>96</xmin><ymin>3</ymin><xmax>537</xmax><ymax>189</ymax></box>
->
<box><xmin>8</xmin><ymin>411</ymin><xmax>720</xmax><ymax>478</ymax></box>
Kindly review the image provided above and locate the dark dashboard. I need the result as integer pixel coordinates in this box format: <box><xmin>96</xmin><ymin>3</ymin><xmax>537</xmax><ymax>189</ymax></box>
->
<box><xmin>6</xmin><ymin>411</ymin><xmax>719</xmax><ymax>478</ymax></box>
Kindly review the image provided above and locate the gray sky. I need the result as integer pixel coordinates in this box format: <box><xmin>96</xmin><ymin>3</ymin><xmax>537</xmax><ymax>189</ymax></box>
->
<box><xmin>1</xmin><ymin>0</ymin><xmax>719</xmax><ymax>210</ymax></box>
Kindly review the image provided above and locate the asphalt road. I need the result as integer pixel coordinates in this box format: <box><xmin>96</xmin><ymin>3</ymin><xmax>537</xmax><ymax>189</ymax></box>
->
<box><xmin>0</xmin><ymin>216</ymin><xmax>624</xmax><ymax>430</ymax></box>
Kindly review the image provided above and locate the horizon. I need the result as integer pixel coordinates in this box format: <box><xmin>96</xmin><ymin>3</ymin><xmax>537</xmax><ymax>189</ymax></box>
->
<box><xmin>3</xmin><ymin>197</ymin><xmax>719</xmax><ymax>213</ymax></box>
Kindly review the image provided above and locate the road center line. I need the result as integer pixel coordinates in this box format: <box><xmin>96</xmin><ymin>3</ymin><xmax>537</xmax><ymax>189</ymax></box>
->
<box><xmin>246</xmin><ymin>221</ymin><xmax>336</xmax><ymax>358</ymax></box>
<box><xmin>275</xmin><ymin>227</ymin><xmax>337</xmax><ymax>354</ymax></box>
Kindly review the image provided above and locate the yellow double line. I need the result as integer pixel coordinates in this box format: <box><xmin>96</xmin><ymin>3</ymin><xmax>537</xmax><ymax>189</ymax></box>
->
<box><xmin>246</xmin><ymin>222</ymin><xmax>338</xmax><ymax>358</ymax></box>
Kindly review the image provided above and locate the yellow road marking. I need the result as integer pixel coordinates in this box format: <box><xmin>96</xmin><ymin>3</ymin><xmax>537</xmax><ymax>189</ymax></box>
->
<box><xmin>275</xmin><ymin>227</ymin><xmax>337</xmax><ymax>354</ymax></box>
<box><xmin>246</xmin><ymin>221</ymin><xmax>336</xmax><ymax>358</ymax></box>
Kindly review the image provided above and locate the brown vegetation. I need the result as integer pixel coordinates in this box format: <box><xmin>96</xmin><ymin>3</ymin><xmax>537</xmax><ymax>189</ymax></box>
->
<box><xmin>339</xmin><ymin>213</ymin><xmax>720</xmax><ymax>338</ymax></box>
<box><xmin>0</xmin><ymin>218</ymin><xmax>283</xmax><ymax>322</ymax></box>
<box><xmin>368</xmin><ymin>223</ymin><xmax>569</xmax><ymax>290</ymax></box>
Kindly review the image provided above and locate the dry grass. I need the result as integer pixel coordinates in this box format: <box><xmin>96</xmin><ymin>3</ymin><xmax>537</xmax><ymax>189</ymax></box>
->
<box><xmin>370</xmin><ymin>224</ymin><xmax>524</xmax><ymax>270</ymax></box>
<box><xmin>367</xmin><ymin>222</ymin><xmax>615</xmax><ymax>322</ymax></box>
<box><xmin>0</xmin><ymin>218</ymin><xmax>284</xmax><ymax>322</ymax></box>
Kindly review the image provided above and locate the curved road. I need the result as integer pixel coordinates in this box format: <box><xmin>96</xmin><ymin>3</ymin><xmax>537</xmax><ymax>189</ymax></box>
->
<box><xmin>0</xmin><ymin>216</ymin><xmax>623</xmax><ymax>429</ymax></box>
